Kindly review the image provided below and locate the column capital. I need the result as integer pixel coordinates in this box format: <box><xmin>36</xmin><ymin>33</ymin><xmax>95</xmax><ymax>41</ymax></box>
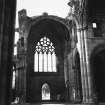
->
<box><xmin>77</xmin><ymin>25</ymin><xmax>88</xmax><ymax>32</ymax></box>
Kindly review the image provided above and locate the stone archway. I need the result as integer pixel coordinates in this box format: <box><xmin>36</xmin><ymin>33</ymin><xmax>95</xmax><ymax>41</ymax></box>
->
<box><xmin>73</xmin><ymin>51</ymin><xmax>83</xmax><ymax>102</ymax></box>
<box><xmin>26</xmin><ymin>16</ymin><xmax>70</xmax><ymax>102</ymax></box>
<box><xmin>91</xmin><ymin>47</ymin><xmax>105</xmax><ymax>102</ymax></box>
<box><xmin>42</xmin><ymin>83</ymin><xmax>50</xmax><ymax>101</ymax></box>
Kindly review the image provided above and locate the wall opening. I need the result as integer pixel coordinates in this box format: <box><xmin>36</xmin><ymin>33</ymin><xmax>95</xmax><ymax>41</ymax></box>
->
<box><xmin>26</xmin><ymin>18</ymin><xmax>69</xmax><ymax>102</ymax></box>
<box><xmin>34</xmin><ymin>36</ymin><xmax>56</xmax><ymax>72</ymax></box>
<box><xmin>74</xmin><ymin>52</ymin><xmax>83</xmax><ymax>102</ymax></box>
<box><xmin>42</xmin><ymin>83</ymin><xmax>50</xmax><ymax>101</ymax></box>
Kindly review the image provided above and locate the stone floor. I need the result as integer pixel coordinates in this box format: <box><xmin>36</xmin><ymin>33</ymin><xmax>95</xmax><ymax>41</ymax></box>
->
<box><xmin>11</xmin><ymin>102</ymin><xmax>105</xmax><ymax>105</ymax></box>
<box><xmin>11</xmin><ymin>103</ymin><xmax>80</xmax><ymax>105</ymax></box>
<box><xmin>11</xmin><ymin>99</ymin><xmax>105</xmax><ymax>105</ymax></box>
<box><xmin>11</xmin><ymin>102</ymin><xmax>82</xmax><ymax>105</ymax></box>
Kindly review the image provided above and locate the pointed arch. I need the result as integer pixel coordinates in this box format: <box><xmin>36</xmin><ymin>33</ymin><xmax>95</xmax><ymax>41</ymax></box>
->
<box><xmin>34</xmin><ymin>36</ymin><xmax>56</xmax><ymax>72</ymax></box>
<box><xmin>42</xmin><ymin>83</ymin><xmax>50</xmax><ymax>100</ymax></box>
<box><xmin>72</xmin><ymin>49</ymin><xmax>83</xmax><ymax>102</ymax></box>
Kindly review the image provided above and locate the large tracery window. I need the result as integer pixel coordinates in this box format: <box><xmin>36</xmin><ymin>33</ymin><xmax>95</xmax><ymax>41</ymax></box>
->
<box><xmin>34</xmin><ymin>36</ymin><xmax>56</xmax><ymax>72</ymax></box>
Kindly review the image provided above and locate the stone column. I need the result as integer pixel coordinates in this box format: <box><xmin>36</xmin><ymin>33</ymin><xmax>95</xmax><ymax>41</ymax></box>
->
<box><xmin>81</xmin><ymin>28</ymin><xmax>90</xmax><ymax>103</ymax></box>
<box><xmin>0</xmin><ymin>0</ymin><xmax>16</xmax><ymax>105</ymax></box>
<box><xmin>78</xmin><ymin>29</ymin><xmax>86</xmax><ymax>103</ymax></box>
<box><xmin>84</xmin><ymin>29</ymin><xmax>96</xmax><ymax>103</ymax></box>
<box><xmin>64</xmin><ymin>40</ymin><xmax>70</xmax><ymax>101</ymax></box>
<box><xmin>77</xmin><ymin>28</ymin><xmax>88</xmax><ymax>103</ymax></box>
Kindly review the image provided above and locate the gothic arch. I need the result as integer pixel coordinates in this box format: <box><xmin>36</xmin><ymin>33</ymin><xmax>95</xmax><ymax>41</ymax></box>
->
<box><xmin>27</xmin><ymin>15</ymin><xmax>70</xmax><ymax>42</ymax></box>
<box><xmin>32</xmin><ymin>15</ymin><xmax>69</xmax><ymax>30</ymax></box>
<box><xmin>41</xmin><ymin>83</ymin><xmax>50</xmax><ymax>101</ymax></box>
<box><xmin>73</xmin><ymin>49</ymin><xmax>83</xmax><ymax>102</ymax></box>
<box><xmin>26</xmin><ymin>15</ymin><xmax>67</xmax><ymax>102</ymax></box>
<box><xmin>90</xmin><ymin>44</ymin><xmax>105</xmax><ymax>102</ymax></box>
<box><xmin>66</xmin><ymin>14</ymin><xmax>81</xmax><ymax>47</ymax></box>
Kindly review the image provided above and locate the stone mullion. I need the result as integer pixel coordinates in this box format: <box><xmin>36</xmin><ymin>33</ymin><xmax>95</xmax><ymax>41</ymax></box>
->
<box><xmin>47</xmin><ymin>53</ymin><xmax>48</xmax><ymax>72</ymax></box>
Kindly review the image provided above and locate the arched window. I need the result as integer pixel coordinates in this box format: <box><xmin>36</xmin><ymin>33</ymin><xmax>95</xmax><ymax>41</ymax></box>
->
<box><xmin>12</xmin><ymin>67</ymin><xmax>16</xmax><ymax>89</ymax></box>
<box><xmin>42</xmin><ymin>83</ymin><xmax>50</xmax><ymax>100</ymax></box>
<box><xmin>34</xmin><ymin>36</ymin><xmax>56</xmax><ymax>72</ymax></box>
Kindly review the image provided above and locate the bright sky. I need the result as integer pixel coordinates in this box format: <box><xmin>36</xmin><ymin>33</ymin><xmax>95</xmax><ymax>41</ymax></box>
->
<box><xmin>14</xmin><ymin>0</ymin><xmax>70</xmax><ymax>55</ymax></box>
<box><xmin>15</xmin><ymin>0</ymin><xmax>70</xmax><ymax>28</ymax></box>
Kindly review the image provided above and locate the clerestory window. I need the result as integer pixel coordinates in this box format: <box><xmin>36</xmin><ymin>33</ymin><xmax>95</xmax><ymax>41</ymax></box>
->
<box><xmin>34</xmin><ymin>36</ymin><xmax>56</xmax><ymax>72</ymax></box>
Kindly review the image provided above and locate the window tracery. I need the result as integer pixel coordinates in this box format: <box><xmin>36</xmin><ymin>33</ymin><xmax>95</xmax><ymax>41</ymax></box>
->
<box><xmin>34</xmin><ymin>36</ymin><xmax>56</xmax><ymax>72</ymax></box>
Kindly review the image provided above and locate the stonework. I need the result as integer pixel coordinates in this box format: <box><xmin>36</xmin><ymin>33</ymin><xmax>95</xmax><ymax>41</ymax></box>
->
<box><xmin>13</xmin><ymin>0</ymin><xmax>105</xmax><ymax>104</ymax></box>
<box><xmin>1</xmin><ymin>0</ymin><xmax>105</xmax><ymax>105</ymax></box>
